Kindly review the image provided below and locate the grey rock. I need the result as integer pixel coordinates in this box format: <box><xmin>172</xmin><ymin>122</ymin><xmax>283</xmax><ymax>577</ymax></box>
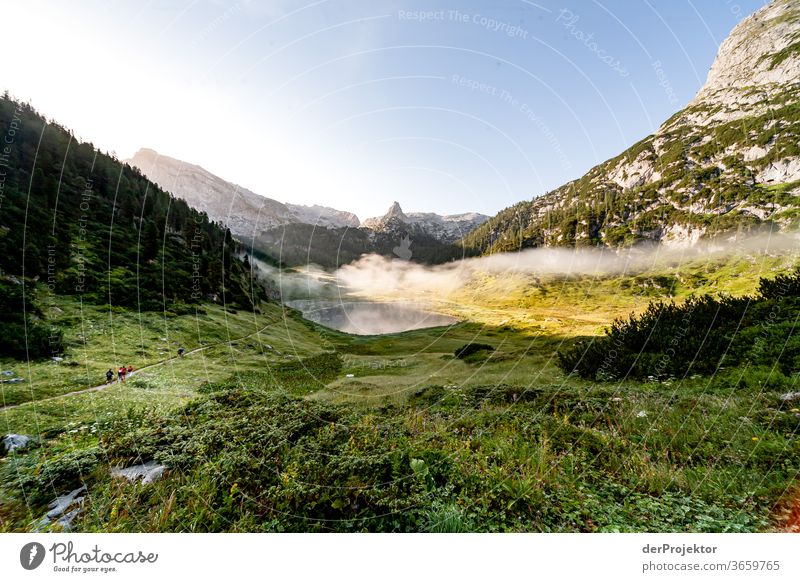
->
<box><xmin>56</xmin><ymin>508</ymin><xmax>83</xmax><ymax>531</ymax></box>
<box><xmin>2</xmin><ymin>434</ymin><xmax>31</xmax><ymax>454</ymax></box>
<box><xmin>780</xmin><ymin>391</ymin><xmax>800</xmax><ymax>402</ymax></box>
<box><xmin>46</xmin><ymin>486</ymin><xmax>86</xmax><ymax>520</ymax></box>
<box><xmin>37</xmin><ymin>486</ymin><xmax>87</xmax><ymax>530</ymax></box>
<box><xmin>3</xmin><ymin>377</ymin><xmax>24</xmax><ymax>383</ymax></box>
<box><xmin>111</xmin><ymin>461</ymin><xmax>166</xmax><ymax>484</ymax></box>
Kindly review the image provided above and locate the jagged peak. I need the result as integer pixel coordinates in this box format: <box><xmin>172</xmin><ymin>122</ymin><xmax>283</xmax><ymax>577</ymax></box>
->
<box><xmin>385</xmin><ymin>201</ymin><xmax>406</xmax><ymax>221</ymax></box>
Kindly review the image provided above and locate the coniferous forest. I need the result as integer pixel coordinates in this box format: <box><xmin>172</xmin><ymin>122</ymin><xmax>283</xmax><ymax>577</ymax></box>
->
<box><xmin>0</xmin><ymin>94</ymin><xmax>265</xmax><ymax>358</ymax></box>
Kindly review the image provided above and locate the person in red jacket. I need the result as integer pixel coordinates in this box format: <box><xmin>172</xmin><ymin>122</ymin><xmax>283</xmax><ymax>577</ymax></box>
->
<box><xmin>118</xmin><ymin>366</ymin><xmax>126</xmax><ymax>382</ymax></box>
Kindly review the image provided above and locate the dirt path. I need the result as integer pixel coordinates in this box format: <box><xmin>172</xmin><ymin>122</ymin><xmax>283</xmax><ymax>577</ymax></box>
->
<box><xmin>0</xmin><ymin>323</ymin><xmax>273</xmax><ymax>412</ymax></box>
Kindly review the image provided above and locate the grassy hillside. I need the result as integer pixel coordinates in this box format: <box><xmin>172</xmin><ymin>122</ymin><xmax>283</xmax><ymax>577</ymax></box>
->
<box><xmin>2</xmin><ymin>252</ymin><xmax>798</xmax><ymax>532</ymax></box>
<box><xmin>0</xmin><ymin>95</ymin><xmax>265</xmax><ymax>360</ymax></box>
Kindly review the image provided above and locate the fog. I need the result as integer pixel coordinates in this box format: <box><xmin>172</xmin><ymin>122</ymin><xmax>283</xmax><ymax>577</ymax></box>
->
<box><xmin>334</xmin><ymin>231</ymin><xmax>800</xmax><ymax>299</ymax></box>
<box><xmin>251</xmin><ymin>231</ymin><xmax>800</xmax><ymax>324</ymax></box>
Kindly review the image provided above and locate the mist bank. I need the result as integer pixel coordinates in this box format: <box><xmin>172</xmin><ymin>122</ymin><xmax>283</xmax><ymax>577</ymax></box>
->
<box><xmin>253</xmin><ymin>232</ymin><xmax>800</xmax><ymax>302</ymax></box>
<box><xmin>335</xmin><ymin>232</ymin><xmax>800</xmax><ymax>298</ymax></box>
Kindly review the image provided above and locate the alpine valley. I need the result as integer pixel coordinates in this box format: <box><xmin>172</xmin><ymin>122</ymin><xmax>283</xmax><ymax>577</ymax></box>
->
<box><xmin>1</xmin><ymin>0</ymin><xmax>799</xmax><ymax>535</ymax></box>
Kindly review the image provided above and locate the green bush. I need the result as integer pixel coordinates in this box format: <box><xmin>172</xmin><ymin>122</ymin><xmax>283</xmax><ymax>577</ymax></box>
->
<box><xmin>454</xmin><ymin>343</ymin><xmax>494</xmax><ymax>360</ymax></box>
<box><xmin>559</xmin><ymin>269</ymin><xmax>800</xmax><ymax>380</ymax></box>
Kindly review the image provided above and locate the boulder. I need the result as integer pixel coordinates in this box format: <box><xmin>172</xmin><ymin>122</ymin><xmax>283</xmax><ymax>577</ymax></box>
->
<box><xmin>2</xmin><ymin>434</ymin><xmax>31</xmax><ymax>454</ymax></box>
<box><xmin>111</xmin><ymin>461</ymin><xmax>166</xmax><ymax>484</ymax></box>
<box><xmin>37</xmin><ymin>486</ymin><xmax>87</xmax><ymax>531</ymax></box>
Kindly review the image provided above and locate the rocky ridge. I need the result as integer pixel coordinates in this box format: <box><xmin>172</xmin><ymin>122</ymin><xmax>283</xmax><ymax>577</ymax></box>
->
<box><xmin>126</xmin><ymin>149</ymin><xmax>360</xmax><ymax>240</ymax></box>
<box><xmin>362</xmin><ymin>201</ymin><xmax>489</xmax><ymax>244</ymax></box>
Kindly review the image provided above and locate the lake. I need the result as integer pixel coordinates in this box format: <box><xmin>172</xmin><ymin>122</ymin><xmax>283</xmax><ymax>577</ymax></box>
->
<box><xmin>285</xmin><ymin>300</ymin><xmax>458</xmax><ymax>335</ymax></box>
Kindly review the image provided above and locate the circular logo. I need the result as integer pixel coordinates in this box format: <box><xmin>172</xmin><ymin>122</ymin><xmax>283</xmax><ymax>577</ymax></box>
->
<box><xmin>20</xmin><ymin>542</ymin><xmax>46</xmax><ymax>570</ymax></box>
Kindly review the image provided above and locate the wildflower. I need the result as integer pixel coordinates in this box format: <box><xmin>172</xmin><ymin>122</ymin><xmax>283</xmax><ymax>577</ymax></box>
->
<box><xmin>751</xmin><ymin>437</ymin><xmax>759</xmax><ymax>441</ymax></box>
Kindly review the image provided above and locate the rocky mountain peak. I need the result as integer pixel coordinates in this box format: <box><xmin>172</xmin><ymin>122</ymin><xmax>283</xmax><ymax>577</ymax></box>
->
<box><xmin>693</xmin><ymin>0</ymin><xmax>800</xmax><ymax>107</ymax></box>
<box><xmin>385</xmin><ymin>201</ymin><xmax>407</xmax><ymax>221</ymax></box>
<box><xmin>362</xmin><ymin>202</ymin><xmax>489</xmax><ymax>244</ymax></box>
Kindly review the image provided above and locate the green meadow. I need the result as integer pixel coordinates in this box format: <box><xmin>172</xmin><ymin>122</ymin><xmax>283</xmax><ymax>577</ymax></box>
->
<box><xmin>1</xmin><ymin>251</ymin><xmax>798</xmax><ymax>532</ymax></box>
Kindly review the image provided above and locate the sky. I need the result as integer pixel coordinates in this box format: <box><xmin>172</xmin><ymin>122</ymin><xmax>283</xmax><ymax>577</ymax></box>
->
<box><xmin>1</xmin><ymin>0</ymin><xmax>767</xmax><ymax>220</ymax></box>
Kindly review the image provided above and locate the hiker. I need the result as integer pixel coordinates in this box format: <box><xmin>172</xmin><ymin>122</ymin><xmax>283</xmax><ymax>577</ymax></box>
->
<box><xmin>127</xmin><ymin>365</ymin><xmax>134</xmax><ymax>375</ymax></box>
<box><xmin>118</xmin><ymin>366</ymin><xmax>126</xmax><ymax>382</ymax></box>
<box><xmin>106</xmin><ymin>369</ymin><xmax>114</xmax><ymax>384</ymax></box>
<box><xmin>177</xmin><ymin>347</ymin><xmax>185</xmax><ymax>358</ymax></box>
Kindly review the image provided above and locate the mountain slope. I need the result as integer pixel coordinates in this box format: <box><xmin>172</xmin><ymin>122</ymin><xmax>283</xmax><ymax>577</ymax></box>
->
<box><xmin>362</xmin><ymin>201</ymin><xmax>489</xmax><ymax>244</ymax></box>
<box><xmin>253</xmin><ymin>201</ymin><xmax>488</xmax><ymax>268</ymax></box>
<box><xmin>465</xmin><ymin>0</ymin><xmax>800</xmax><ymax>254</ymax></box>
<box><xmin>126</xmin><ymin>149</ymin><xmax>359</xmax><ymax>239</ymax></box>
<box><xmin>0</xmin><ymin>96</ymin><xmax>264</xmax><ymax>357</ymax></box>
<box><xmin>127</xmin><ymin>151</ymin><xmax>491</xmax><ymax>267</ymax></box>
<box><xmin>285</xmin><ymin>203</ymin><xmax>360</xmax><ymax>229</ymax></box>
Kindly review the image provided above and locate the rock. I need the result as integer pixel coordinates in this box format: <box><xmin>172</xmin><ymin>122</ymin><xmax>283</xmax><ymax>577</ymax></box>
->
<box><xmin>111</xmin><ymin>461</ymin><xmax>166</xmax><ymax>484</ymax></box>
<box><xmin>37</xmin><ymin>486</ymin><xmax>87</xmax><ymax>531</ymax></box>
<box><xmin>51</xmin><ymin>356</ymin><xmax>64</xmax><ymax>362</ymax></box>
<box><xmin>56</xmin><ymin>508</ymin><xmax>83</xmax><ymax>531</ymax></box>
<box><xmin>1</xmin><ymin>370</ymin><xmax>14</xmax><ymax>376</ymax></box>
<box><xmin>46</xmin><ymin>486</ymin><xmax>86</xmax><ymax>520</ymax></box>
<box><xmin>693</xmin><ymin>0</ymin><xmax>800</xmax><ymax>107</ymax></box>
<box><xmin>1</xmin><ymin>377</ymin><xmax>24</xmax><ymax>384</ymax></box>
<box><xmin>636</xmin><ymin>411</ymin><xmax>648</xmax><ymax>418</ymax></box>
<box><xmin>345</xmin><ymin>374</ymin><xmax>355</xmax><ymax>378</ymax></box>
<box><xmin>756</xmin><ymin>157</ymin><xmax>800</xmax><ymax>184</ymax></box>
<box><xmin>607</xmin><ymin>152</ymin><xmax>662</xmax><ymax>191</ymax></box>
<box><xmin>780</xmin><ymin>391</ymin><xmax>800</xmax><ymax>402</ymax></box>
<box><xmin>2</xmin><ymin>434</ymin><xmax>31</xmax><ymax>454</ymax></box>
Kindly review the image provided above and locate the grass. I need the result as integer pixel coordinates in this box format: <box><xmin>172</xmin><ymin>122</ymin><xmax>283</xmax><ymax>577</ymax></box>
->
<box><xmin>0</xmin><ymin>295</ymin><xmax>326</xmax><ymax>431</ymax></box>
<box><xmin>1</xmin><ymin>250</ymin><xmax>798</xmax><ymax>532</ymax></box>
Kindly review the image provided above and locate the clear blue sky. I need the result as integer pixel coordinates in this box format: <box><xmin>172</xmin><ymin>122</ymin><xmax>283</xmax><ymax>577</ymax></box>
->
<box><xmin>3</xmin><ymin>0</ymin><xmax>767</xmax><ymax>219</ymax></box>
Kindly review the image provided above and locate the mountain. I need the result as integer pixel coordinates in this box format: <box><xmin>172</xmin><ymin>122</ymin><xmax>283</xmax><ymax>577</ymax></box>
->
<box><xmin>128</xmin><ymin>150</ymin><xmax>488</xmax><ymax>268</ymax></box>
<box><xmin>465</xmin><ymin>0</ymin><xmax>800</xmax><ymax>254</ymax></box>
<box><xmin>125</xmin><ymin>149</ymin><xmax>359</xmax><ymax>241</ymax></box>
<box><xmin>285</xmin><ymin>203</ymin><xmax>360</xmax><ymax>228</ymax></box>
<box><xmin>254</xmin><ymin>201</ymin><xmax>488</xmax><ymax>269</ymax></box>
<box><xmin>362</xmin><ymin>201</ymin><xmax>489</xmax><ymax>244</ymax></box>
<box><xmin>0</xmin><ymin>96</ymin><xmax>265</xmax><ymax>357</ymax></box>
